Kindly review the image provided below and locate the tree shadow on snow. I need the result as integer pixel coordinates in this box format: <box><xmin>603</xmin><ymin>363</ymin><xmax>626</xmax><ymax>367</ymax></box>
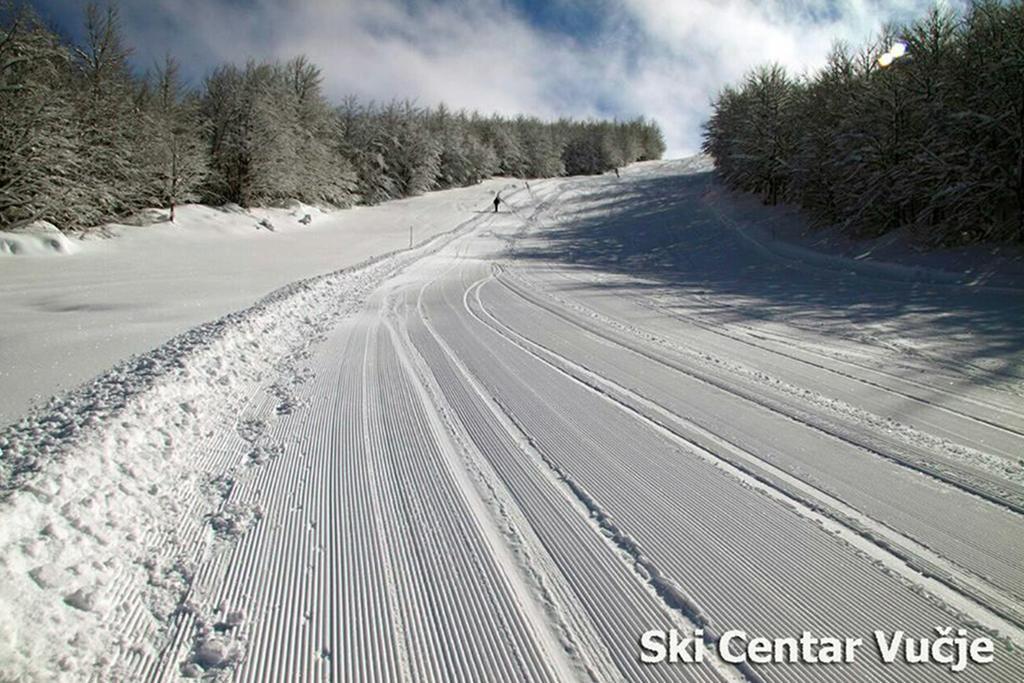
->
<box><xmin>511</xmin><ymin>168</ymin><xmax>1024</xmax><ymax>400</ymax></box>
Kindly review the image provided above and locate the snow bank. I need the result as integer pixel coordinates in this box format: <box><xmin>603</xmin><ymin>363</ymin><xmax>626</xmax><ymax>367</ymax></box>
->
<box><xmin>703</xmin><ymin>184</ymin><xmax>1024</xmax><ymax>292</ymax></box>
<box><xmin>0</xmin><ymin>222</ymin><xmax>79</xmax><ymax>256</ymax></box>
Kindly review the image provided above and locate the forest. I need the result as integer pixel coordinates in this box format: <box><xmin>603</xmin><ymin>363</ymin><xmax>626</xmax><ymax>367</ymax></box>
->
<box><xmin>703</xmin><ymin>0</ymin><xmax>1024</xmax><ymax>246</ymax></box>
<box><xmin>0</xmin><ymin>2</ymin><xmax>665</xmax><ymax>232</ymax></box>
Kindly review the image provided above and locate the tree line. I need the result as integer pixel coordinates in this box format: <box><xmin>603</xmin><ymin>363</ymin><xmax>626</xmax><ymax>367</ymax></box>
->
<box><xmin>0</xmin><ymin>2</ymin><xmax>665</xmax><ymax>232</ymax></box>
<box><xmin>703</xmin><ymin>0</ymin><xmax>1024</xmax><ymax>246</ymax></box>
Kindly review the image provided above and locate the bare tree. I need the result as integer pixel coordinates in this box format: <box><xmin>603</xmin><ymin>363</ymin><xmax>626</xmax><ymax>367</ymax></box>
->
<box><xmin>70</xmin><ymin>2</ymin><xmax>148</xmax><ymax>225</ymax></box>
<box><xmin>704</xmin><ymin>0</ymin><xmax>1024</xmax><ymax>245</ymax></box>
<box><xmin>1</xmin><ymin>8</ymin><xmax>665</xmax><ymax>231</ymax></box>
<box><xmin>0</xmin><ymin>3</ymin><xmax>78</xmax><ymax>230</ymax></box>
<box><xmin>143</xmin><ymin>55</ymin><xmax>207</xmax><ymax>221</ymax></box>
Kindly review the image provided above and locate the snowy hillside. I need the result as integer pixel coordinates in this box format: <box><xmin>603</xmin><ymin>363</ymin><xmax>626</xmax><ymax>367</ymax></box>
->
<box><xmin>1</xmin><ymin>158</ymin><xmax>1022</xmax><ymax>682</ymax></box>
<box><xmin>0</xmin><ymin>179</ymin><xmax>516</xmax><ymax>425</ymax></box>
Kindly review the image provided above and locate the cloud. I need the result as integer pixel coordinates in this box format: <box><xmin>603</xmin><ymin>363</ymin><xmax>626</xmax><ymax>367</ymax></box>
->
<box><xmin>115</xmin><ymin>0</ymin><xmax>617</xmax><ymax>119</ymax></box>
<box><xmin>38</xmin><ymin>0</ymin><xmax>946</xmax><ymax>157</ymax></box>
<box><xmin>629</xmin><ymin>0</ymin><xmax>953</xmax><ymax>153</ymax></box>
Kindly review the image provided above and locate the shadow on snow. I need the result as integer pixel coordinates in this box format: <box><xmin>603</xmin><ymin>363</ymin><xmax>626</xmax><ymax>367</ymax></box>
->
<box><xmin>511</xmin><ymin>168</ymin><xmax>1024</xmax><ymax>397</ymax></box>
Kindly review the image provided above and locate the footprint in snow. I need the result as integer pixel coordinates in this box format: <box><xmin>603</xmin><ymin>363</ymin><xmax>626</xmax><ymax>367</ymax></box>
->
<box><xmin>235</xmin><ymin>417</ymin><xmax>266</xmax><ymax>444</ymax></box>
<box><xmin>247</xmin><ymin>442</ymin><xmax>284</xmax><ymax>465</ymax></box>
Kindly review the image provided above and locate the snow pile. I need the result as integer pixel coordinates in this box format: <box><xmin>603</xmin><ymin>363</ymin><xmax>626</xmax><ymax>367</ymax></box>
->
<box><xmin>105</xmin><ymin>203</ymin><xmax>326</xmax><ymax>240</ymax></box>
<box><xmin>0</xmin><ymin>221</ymin><xmax>79</xmax><ymax>256</ymax></box>
<box><xmin>0</xmin><ymin>204</ymin><xmax>323</xmax><ymax>259</ymax></box>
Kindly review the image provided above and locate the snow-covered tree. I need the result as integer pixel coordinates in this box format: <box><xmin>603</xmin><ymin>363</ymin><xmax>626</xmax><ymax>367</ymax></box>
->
<box><xmin>1</xmin><ymin>7</ymin><xmax>664</xmax><ymax>230</ymax></box>
<box><xmin>337</xmin><ymin>96</ymin><xmax>400</xmax><ymax>204</ymax></box>
<box><xmin>140</xmin><ymin>55</ymin><xmax>207</xmax><ymax>221</ymax></box>
<box><xmin>202</xmin><ymin>60</ymin><xmax>302</xmax><ymax>206</ymax></box>
<box><xmin>939</xmin><ymin>0</ymin><xmax>1024</xmax><ymax>243</ymax></box>
<box><xmin>335</xmin><ymin>100</ymin><xmax>447</xmax><ymax>202</ymax></box>
<box><xmin>477</xmin><ymin>117</ymin><xmax>528</xmax><ymax>177</ymax></box>
<box><xmin>705</xmin><ymin>0</ymin><xmax>1024</xmax><ymax>245</ymax></box>
<box><xmin>70</xmin><ymin>2</ymin><xmax>151</xmax><ymax>225</ymax></box>
<box><xmin>383</xmin><ymin>101</ymin><xmax>441</xmax><ymax>196</ymax></box>
<box><xmin>0</xmin><ymin>3</ymin><xmax>79</xmax><ymax>230</ymax></box>
<box><xmin>517</xmin><ymin>117</ymin><xmax>564</xmax><ymax>178</ymax></box>
<box><xmin>432</xmin><ymin>103</ymin><xmax>482</xmax><ymax>188</ymax></box>
<box><xmin>561</xmin><ymin>123</ymin><xmax>614</xmax><ymax>175</ymax></box>
<box><xmin>283</xmin><ymin>56</ymin><xmax>356</xmax><ymax>207</ymax></box>
<box><xmin>636</xmin><ymin>117</ymin><xmax>666</xmax><ymax>161</ymax></box>
<box><xmin>786</xmin><ymin>44</ymin><xmax>857</xmax><ymax>226</ymax></box>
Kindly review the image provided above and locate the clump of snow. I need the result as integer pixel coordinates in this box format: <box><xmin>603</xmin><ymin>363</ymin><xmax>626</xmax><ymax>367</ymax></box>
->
<box><xmin>235</xmin><ymin>417</ymin><xmax>266</xmax><ymax>444</ymax></box>
<box><xmin>118</xmin><ymin>208</ymin><xmax>171</xmax><ymax>227</ymax></box>
<box><xmin>0</xmin><ymin>221</ymin><xmax>79</xmax><ymax>256</ymax></box>
<box><xmin>227</xmin><ymin>609</ymin><xmax>245</xmax><ymax>624</ymax></box>
<box><xmin>207</xmin><ymin>502</ymin><xmax>262</xmax><ymax>538</ymax></box>
<box><xmin>28</xmin><ymin>563</ymin><xmax>68</xmax><ymax>589</ymax></box>
<box><xmin>269</xmin><ymin>378</ymin><xmax>306</xmax><ymax>415</ymax></box>
<box><xmin>178</xmin><ymin>603</ymin><xmax>248</xmax><ymax>677</ymax></box>
<box><xmin>282</xmin><ymin>199</ymin><xmax>328</xmax><ymax>225</ymax></box>
<box><xmin>193</xmin><ymin>636</ymin><xmax>234</xmax><ymax>667</ymax></box>
<box><xmin>245</xmin><ymin>201</ymin><xmax>329</xmax><ymax>233</ymax></box>
<box><xmin>63</xmin><ymin>586</ymin><xmax>99</xmax><ymax>612</ymax></box>
<box><xmin>246</xmin><ymin>442</ymin><xmax>283</xmax><ymax>466</ymax></box>
<box><xmin>184</xmin><ymin>634</ymin><xmax>243</xmax><ymax>675</ymax></box>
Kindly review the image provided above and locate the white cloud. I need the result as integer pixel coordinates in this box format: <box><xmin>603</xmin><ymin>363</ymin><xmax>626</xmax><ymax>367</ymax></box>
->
<box><xmin>128</xmin><ymin>0</ymin><xmax>614</xmax><ymax>119</ymax></box>
<box><xmin>615</xmin><ymin>0</ymin><xmax>942</xmax><ymax>154</ymax></box>
<box><xmin>48</xmin><ymin>0</ymin><xmax>947</xmax><ymax>157</ymax></box>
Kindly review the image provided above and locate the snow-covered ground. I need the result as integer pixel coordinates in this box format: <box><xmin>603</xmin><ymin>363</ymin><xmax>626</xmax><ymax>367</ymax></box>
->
<box><xmin>0</xmin><ymin>178</ymin><xmax>516</xmax><ymax>426</ymax></box>
<box><xmin>1</xmin><ymin>159</ymin><xmax>1023</xmax><ymax>681</ymax></box>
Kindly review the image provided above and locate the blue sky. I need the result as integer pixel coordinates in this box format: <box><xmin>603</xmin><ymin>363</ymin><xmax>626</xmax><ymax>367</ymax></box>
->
<box><xmin>32</xmin><ymin>0</ymin><xmax>944</xmax><ymax>157</ymax></box>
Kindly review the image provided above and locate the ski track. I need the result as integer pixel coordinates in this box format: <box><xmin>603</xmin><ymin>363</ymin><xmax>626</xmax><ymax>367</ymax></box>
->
<box><xmin>531</xmin><ymin>264</ymin><xmax>1024</xmax><ymax>461</ymax></box>
<box><xmin>1</xmin><ymin>160</ymin><xmax>1023</xmax><ymax>681</ymax></box>
<box><xmin>428</xmin><ymin>262</ymin><xmax>1024</xmax><ymax>683</ymax></box>
<box><xmin>477</xmin><ymin>271</ymin><xmax>1024</xmax><ymax>605</ymax></box>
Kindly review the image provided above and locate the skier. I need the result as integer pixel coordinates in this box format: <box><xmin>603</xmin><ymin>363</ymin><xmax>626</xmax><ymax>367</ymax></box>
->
<box><xmin>493</xmin><ymin>193</ymin><xmax>501</xmax><ymax>213</ymax></box>
<box><xmin>614</xmin><ymin>167</ymin><xmax>620</xmax><ymax>178</ymax></box>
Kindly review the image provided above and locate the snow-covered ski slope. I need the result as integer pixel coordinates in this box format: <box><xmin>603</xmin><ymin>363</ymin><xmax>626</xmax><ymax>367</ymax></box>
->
<box><xmin>1</xmin><ymin>158</ymin><xmax>1023</xmax><ymax>681</ymax></box>
<box><xmin>0</xmin><ymin>178</ymin><xmax>514</xmax><ymax>426</ymax></box>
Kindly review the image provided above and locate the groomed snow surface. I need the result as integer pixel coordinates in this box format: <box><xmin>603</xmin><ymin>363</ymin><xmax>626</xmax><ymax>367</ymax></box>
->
<box><xmin>1</xmin><ymin>159</ymin><xmax>1023</xmax><ymax>681</ymax></box>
